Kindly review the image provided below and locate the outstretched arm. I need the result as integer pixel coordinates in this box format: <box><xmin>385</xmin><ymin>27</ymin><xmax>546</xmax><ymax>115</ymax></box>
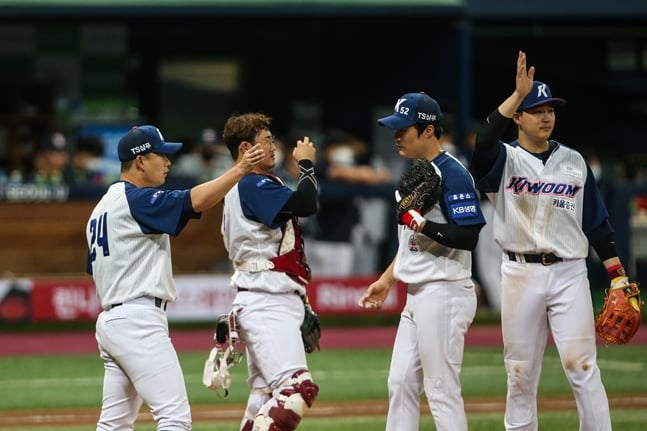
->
<box><xmin>190</xmin><ymin>143</ymin><xmax>264</xmax><ymax>213</ymax></box>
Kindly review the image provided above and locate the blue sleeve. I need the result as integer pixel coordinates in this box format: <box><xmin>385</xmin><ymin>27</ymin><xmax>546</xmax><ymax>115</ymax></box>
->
<box><xmin>125</xmin><ymin>183</ymin><xmax>197</xmax><ymax>236</ymax></box>
<box><xmin>582</xmin><ymin>164</ymin><xmax>611</xmax><ymax>237</ymax></box>
<box><xmin>239</xmin><ymin>174</ymin><xmax>293</xmax><ymax>229</ymax></box>
<box><xmin>438</xmin><ymin>159</ymin><xmax>486</xmax><ymax>227</ymax></box>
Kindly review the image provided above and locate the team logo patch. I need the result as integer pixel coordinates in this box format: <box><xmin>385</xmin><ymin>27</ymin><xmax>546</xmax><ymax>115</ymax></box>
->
<box><xmin>256</xmin><ymin>177</ymin><xmax>274</xmax><ymax>188</ymax></box>
<box><xmin>150</xmin><ymin>190</ymin><xmax>164</xmax><ymax>204</ymax></box>
<box><xmin>448</xmin><ymin>192</ymin><xmax>478</xmax><ymax>220</ymax></box>
<box><xmin>563</xmin><ymin>165</ymin><xmax>583</xmax><ymax>179</ymax></box>
<box><xmin>408</xmin><ymin>233</ymin><xmax>420</xmax><ymax>253</ymax></box>
<box><xmin>450</xmin><ymin>201</ymin><xmax>478</xmax><ymax>219</ymax></box>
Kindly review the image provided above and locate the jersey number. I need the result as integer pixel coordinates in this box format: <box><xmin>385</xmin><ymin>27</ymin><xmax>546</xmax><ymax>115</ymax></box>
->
<box><xmin>88</xmin><ymin>212</ymin><xmax>110</xmax><ymax>264</ymax></box>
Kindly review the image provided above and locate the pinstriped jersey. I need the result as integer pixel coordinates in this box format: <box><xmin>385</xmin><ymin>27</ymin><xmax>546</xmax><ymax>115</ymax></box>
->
<box><xmin>479</xmin><ymin>141</ymin><xmax>606</xmax><ymax>258</ymax></box>
<box><xmin>86</xmin><ymin>181</ymin><xmax>198</xmax><ymax>308</ymax></box>
<box><xmin>222</xmin><ymin>173</ymin><xmax>307</xmax><ymax>296</ymax></box>
<box><xmin>394</xmin><ymin>152</ymin><xmax>485</xmax><ymax>283</ymax></box>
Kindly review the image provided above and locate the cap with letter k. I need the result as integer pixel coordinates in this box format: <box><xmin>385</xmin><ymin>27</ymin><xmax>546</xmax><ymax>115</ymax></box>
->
<box><xmin>517</xmin><ymin>81</ymin><xmax>566</xmax><ymax>111</ymax></box>
<box><xmin>377</xmin><ymin>91</ymin><xmax>443</xmax><ymax>129</ymax></box>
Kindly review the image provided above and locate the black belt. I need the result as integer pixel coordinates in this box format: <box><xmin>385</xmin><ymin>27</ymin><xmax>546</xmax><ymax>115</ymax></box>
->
<box><xmin>109</xmin><ymin>296</ymin><xmax>168</xmax><ymax>311</ymax></box>
<box><xmin>237</xmin><ymin>287</ymin><xmax>301</xmax><ymax>296</ymax></box>
<box><xmin>506</xmin><ymin>251</ymin><xmax>562</xmax><ymax>266</ymax></box>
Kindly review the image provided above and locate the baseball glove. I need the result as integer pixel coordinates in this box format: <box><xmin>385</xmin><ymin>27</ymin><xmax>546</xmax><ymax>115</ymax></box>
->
<box><xmin>395</xmin><ymin>158</ymin><xmax>442</xmax><ymax>231</ymax></box>
<box><xmin>595</xmin><ymin>281</ymin><xmax>643</xmax><ymax>344</ymax></box>
<box><xmin>301</xmin><ymin>296</ymin><xmax>321</xmax><ymax>353</ymax></box>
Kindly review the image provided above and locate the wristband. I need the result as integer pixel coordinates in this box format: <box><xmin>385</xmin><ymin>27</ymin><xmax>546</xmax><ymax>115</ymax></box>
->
<box><xmin>607</xmin><ymin>263</ymin><xmax>626</xmax><ymax>280</ymax></box>
<box><xmin>401</xmin><ymin>209</ymin><xmax>425</xmax><ymax>232</ymax></box>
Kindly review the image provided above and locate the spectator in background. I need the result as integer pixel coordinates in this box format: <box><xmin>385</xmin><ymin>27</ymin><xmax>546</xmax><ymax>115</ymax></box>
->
<box><xmin>173</xmin><ymin>127</ymin><xmax>233</xmax><ymax>183</ymax></box>
<box><xmin>27</xmin><ymin>132</ymin><xmax>73</xmax><ymax>185</ymax></box>
<box><xmin>70</xmin><ymin>135</ymin><xmax>121</xmax><ymax>186</ymax></box>
<box><xmin>308</xmin><ymin>128</ymin><xmax>393</xmax><ymax>276</ymax></box>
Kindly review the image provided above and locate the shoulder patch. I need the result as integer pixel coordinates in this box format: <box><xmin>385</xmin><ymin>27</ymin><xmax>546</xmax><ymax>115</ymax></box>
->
<box><xmin>150</xmin><ymin>190</ymin><xmax>164</xmax><ymax>204</ymax></box>
<box><xmin>448</xmin><ymin>192</ymin><xmax>479</xmax><ymax>219</ymax></box>
<box><xmin>563</xmin><ymin>165</ymin><xmax>584</xmax><ymax>179</ymax></box>
<box><xmin>255</xmin><ymin>177</ymin><xmax>275</xmax><ymax>188</ymax></box>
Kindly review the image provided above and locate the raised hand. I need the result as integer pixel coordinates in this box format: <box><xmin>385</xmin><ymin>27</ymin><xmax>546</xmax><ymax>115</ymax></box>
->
<box><xmin>293</xmin><ymin>136</ymin><xmax>316</xmax><ymax>163</ymax></box>
<box><xmin>516</xmin><ymin>50</ymin><xmax>535</xmax><ymax>99</ymax></box>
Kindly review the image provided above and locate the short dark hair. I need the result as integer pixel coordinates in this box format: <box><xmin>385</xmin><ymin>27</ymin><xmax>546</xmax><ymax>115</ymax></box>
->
<box><xmin>415</xmin><ymin>122</ymin><xmax>443</xmax><ymax>140</ymax></box>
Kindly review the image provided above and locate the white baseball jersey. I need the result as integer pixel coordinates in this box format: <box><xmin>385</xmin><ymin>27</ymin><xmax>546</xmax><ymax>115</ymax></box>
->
<box><xmin>394</xmin><ymin>152</ymin><xmax>485</xmax><ymax>283</ymax></box>
<box><xmin>222</xmin><ymin>174</ymin><xmax>306</xmax><ymax>296</ymax></box>
<box><xmin>478</xmin><ymin>141</ymin><xmax>608</xmax><ymax>258</ymax></box>
<box><xmin>86</xmin><ymin>181</ymin><xmax>199</xmax><ymax>308</ymax></box>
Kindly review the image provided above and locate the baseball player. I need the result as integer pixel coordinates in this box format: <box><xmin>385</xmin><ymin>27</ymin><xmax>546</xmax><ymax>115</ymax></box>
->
<box><xmin>469</xmin><ymin>51</ymin><xmax>632</xmax><ymax>430</ymax></box>
<box><xmin>86</xmin><ymin>125</ymin><xmax>263</xmax><ymax>431</ymax></box>
<box><xmin>358</xmin><ymin>92</ymin><xmax>485</xmax><ymax>431</ymax></box>
<box><xmin>220</xmin><ymin>113</ymin><xmax>319</xmax><ymax>431</ymax></box>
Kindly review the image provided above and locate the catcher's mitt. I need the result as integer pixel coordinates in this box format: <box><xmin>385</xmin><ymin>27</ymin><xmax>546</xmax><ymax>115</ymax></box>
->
<box><xmin>595</xmin><ymin>281</ymin><xmax>643</xmax><ymax>344</ymax></box>
<box><xmin>396</xmin><ymin>159</ymin><xmax>442</xmax><ymax>230</ymax></box>
<box><xmin>301</xmin><ymin>296</ymin><xmax>321</xmax><ymax>353</ymax></box>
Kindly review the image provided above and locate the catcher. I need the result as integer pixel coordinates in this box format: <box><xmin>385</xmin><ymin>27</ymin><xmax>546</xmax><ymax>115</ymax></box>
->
<box><xmin>219</xmin><ymin>113</ymin><xmax>320</xmax><ymax>431</ymax></box>
<box><xmin>358</xmin><ymin>91</ymin><xmax>486</xmax><ymax>431</ymax></box>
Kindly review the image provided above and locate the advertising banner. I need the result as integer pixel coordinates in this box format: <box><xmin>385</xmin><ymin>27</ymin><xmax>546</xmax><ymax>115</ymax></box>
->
<box><xmin>0</xmin><ymin>274</ymin><xmax>406</xmax><ymax>323</ymax></box>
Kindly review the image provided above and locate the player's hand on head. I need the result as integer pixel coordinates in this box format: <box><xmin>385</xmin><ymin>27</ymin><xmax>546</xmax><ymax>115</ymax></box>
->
<box><xmin>240</xmin><ymin>143</ymin><xmax>264</xmax><ymax>173</ymax></box>
<box><xmin>293</xmin><ymin>136</ymin><xmax>316</xmax><ymax>162</ymax></box>
<box><xmin>515</xmin><ymin>50</ymin><xmax>535</xmax><ymax>98</ymax></box>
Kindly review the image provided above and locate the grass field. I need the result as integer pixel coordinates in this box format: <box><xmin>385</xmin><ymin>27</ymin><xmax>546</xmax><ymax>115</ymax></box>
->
<box><xmin>1</xmin><ymin>344</ymin><xmax>646</xmax><ymax>430</ymax></box>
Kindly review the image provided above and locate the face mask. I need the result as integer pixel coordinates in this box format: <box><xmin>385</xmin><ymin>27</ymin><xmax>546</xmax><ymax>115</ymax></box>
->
<box><xmin>329</xmin><ymin>146</ymin><xmax>354</xmax><ymax>166</ymax></box>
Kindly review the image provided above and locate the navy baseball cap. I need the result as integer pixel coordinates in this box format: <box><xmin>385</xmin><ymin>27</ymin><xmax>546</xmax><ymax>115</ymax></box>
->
<box><xmin>117</xmin><ymin>125</ymin><xmax>183</xmax><ymax>161</ymax></box>
<box><xmin>378</xmin><ymin>92</ymin><xmax>443</xmax><ymax>129</ymax></box>
<box><xmin>518</xmin><ymin>81</ymin><xmax>566</xmax><ymax>111</ymax></box>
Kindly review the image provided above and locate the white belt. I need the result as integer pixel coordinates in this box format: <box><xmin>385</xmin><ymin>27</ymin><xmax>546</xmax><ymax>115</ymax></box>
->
<box><xmin>236</xmin><ymin>260</ymin><xmax>275</xmax><ymax>272</ymax></box>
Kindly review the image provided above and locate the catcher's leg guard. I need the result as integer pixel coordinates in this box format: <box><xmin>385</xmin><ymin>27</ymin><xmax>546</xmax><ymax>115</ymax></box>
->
<box><xmin>240</xmin><ymin>389</ymin><xmax>271</xmax><ymax>431</ymax></box>
<box><xmin>253</xmin><ymin>370</ymin><xmax>319</xmax><ymax>431</ymax></box>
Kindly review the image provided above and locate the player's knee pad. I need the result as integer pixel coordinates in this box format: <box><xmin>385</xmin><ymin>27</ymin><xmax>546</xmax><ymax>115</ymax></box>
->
<box><xmin>253</xmin><ymin>369</ymin><xmax>319</xmax><ymax>431</ymax></box>
<box><xmin>242</xmin><ymin>388</ymin><xmax>272</xmax><ymax>430</ymax></box>
<box><xmin>241</xmin><ymin>419</ymin><xmax>254</xmax><ymax>431</ymax></box>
